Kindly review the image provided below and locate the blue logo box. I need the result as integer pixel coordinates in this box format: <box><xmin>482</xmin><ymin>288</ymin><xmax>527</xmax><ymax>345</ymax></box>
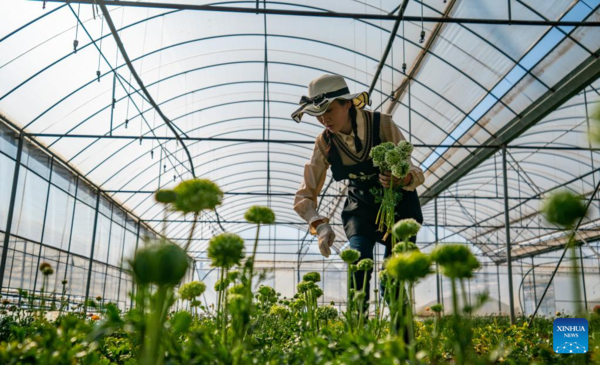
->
<box><xmin>553</xmin><ymin>318</ymin><xmax>588</xmax><ymax>354</ymax></box>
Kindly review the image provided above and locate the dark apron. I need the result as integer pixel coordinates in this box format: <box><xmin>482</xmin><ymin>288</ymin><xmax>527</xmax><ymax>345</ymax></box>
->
<box><xmin>328</xmin><ymin>111</ymin><xmax>423</xmax><ymax>244</ymax></box>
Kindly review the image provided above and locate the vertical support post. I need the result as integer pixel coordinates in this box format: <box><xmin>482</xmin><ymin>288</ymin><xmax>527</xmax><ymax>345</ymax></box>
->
<box><xmin>84</xmin><ymin>189</ymin><xmax>102</xmax><ymax>315</ymax></box>
<box><xmin>579</xmin><ymin>245</ymin><xmax>588</xmax><ymax>312</ymax></box>
<box><xmin>531</xmin><ymin>256</ymin><xmax>538</xmax><ymax>312</ymax></box>
<box><xmin>408</xmin><ymin>81</ymin><xmax>412</xmax><ymax>143</ymax></box>
<box><xmin>110</xmin><ymin>73</ymin><xmax>116</xmax><ymax>136</ymax></box>
<box><xmin>130</xmin><ymin>220</ymin><xmax>142</xmax><ymax>309</ymax></box>
<box><xmin>33</xmin><ymin>157</ymin><xmax>54</xmax><ymax>295</ymax></box>
<box><xmin>116</xmin><ymin>216</ymin><xmax>128</xmax><ymax>309</ymax></box>
<box><xmin>507</xmin><ymin>0</ymin><xmax>512</xmax><ymax>25</ymax></box>
<box><xmin>101</xmin><ymin>204</ymin><xmax>115</xmax><ymax>302</ymax></box>
<box><xmin>434</xmin><ymin>197</ymin><xmax>440</xmax><ymax>304</ymax></box>
<box><xmin>0</xmin><ymin>134</ymin><xmax>24</xmax><ymax>294</ymax></box>
<box><xmin>502</xmin><ymin>145</ymin><xmax>516</xmax><ymax>323</ymax></box>
<box><xmin>497</xmin><ymin>264</ymin><xmax>502</xmax><ymax>314</ymax></box>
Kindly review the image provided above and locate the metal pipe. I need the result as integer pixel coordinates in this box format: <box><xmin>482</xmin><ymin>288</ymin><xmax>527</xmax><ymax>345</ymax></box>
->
<box><xmin>435</xmin><ymin>197</ymin><xmax>440</xmax><ymax>304</ymax></box>
<box><xmin>497</xmin><ymin>264</ymin><xmax>502</xmax><ymax>313</ymax></box>
<box><xmin>26</xmin><ymin>134</ymin><xmax>600</xmax><ymax>151</ymax></box>
<box><xmin>580</xmin><ymin>245</ymin><xmax>588</xmax><ymax>312</ymax></box>
<box><xmin>502</xmin><ymin>145</ymin><xmax>516</xmax><ymax>323</ymax></box>
<box><xmin>0</xmin><ymin>134</ymin><xmax>24</xmax><ymax>293</ymax></box>
<box><xmin>40</xmin><ymin>0</ymin><xmax>600</xmax><ymax>26</ymax></box>
<box><xmin>84</xmin><ymin>189</ymin><xmax>102</xmax><ymax>316</ymax></box>
<box><xmin>368</xmin><ymin>0</ymin><xmax>409</xmax><ymax>96</ymax></box>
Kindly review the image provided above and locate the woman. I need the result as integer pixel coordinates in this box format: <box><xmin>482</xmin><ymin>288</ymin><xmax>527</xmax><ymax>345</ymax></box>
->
<box><xmin>292</xmin><ymin>74</ymin><xmax>425</xmax><ymax>307</ymax></box>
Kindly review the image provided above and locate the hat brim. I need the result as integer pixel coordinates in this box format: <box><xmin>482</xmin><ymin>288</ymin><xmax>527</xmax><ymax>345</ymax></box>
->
<box><xmin>291</xmin><ymin>91</ymin><xmax>370</xmax><ymax>123</ymax></box>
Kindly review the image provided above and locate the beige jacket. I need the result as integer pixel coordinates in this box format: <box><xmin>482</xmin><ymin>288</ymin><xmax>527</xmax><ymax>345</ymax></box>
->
<box><xmin>293</xmin><ymin>110</ymin><xmax>425</xmax><ymax>234</ymax></box>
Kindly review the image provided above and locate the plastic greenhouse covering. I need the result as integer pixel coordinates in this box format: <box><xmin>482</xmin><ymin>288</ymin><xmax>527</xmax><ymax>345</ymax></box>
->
<box><xmin>0</xmin><ymin>0</ymin><xmax>600</xmax><ymax>318</ymax></box>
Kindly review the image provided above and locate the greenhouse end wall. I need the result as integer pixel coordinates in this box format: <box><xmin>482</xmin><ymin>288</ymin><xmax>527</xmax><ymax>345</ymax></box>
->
<box><xmin>0</xmin><ymin>118</ymin><xmax>160</xmax><ymax>310</ymax></box>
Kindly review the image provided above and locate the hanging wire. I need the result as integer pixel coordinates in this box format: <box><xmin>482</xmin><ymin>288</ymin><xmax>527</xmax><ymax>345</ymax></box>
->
<box><xmin>73</xmin><ymin>4</ymin><xmax>81</xmax><ymax>53</ymax></box>
<box><xmin>420</xmin><ymin>0</ymin><xmax>426</xmax><ymax>43</ymax></box>
<box><xmin>96</xmin><ymin>19</ymin><xmax>104</xmax><ymax>82</ymax></box>
<box><xmin>152</xmin><ymin>15</ymin><xmax>166</xmax><ymax>161</ymax></box>
<box><xmin>139</xmin><ymin>8</ymin><xmax>150</xmax><ymax>145</ymax></box>
<box><xmin>125</xmin><ymin>73</ymin><xmax>132</xmax><ymax>128</ymax></box>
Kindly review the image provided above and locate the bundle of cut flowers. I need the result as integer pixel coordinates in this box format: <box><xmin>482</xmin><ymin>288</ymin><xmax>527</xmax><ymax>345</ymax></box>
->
<box><xmin>369</xmin><ymin>140</ymin><xmax>413</xmax><ymax>245</ymax></box>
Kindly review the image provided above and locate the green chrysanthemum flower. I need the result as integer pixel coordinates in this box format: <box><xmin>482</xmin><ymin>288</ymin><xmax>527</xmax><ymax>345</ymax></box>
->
<box><xmin>313</xmin><ymin>287</ymin><xmax>324</xmax><ymax>299</ymax></box>
<box><xmin>39</xmin><ymin>262</ymin><xmax>54</xmax><ymax>276</ymax></box>
<box><xmin>258</xmin><ymin>285</ymin><xmax>276</xmax><ymax>297</ymax></box>
<box><xmin>349</xmin><ymin>264</ymin><xmax>358</xmax><ymax>273</ymax></box>
<box><xmin>391</xmin><ymin>160</ymin><xmax>411</xmax><ymax>179</ymax></box>
<box><xmin>397</xmin><ymin>140</ymin><xmax>414</xmax><ymax>160</ymax></box>
<box><xmin>370</xmin><ymin>145</ymin><xmax>388</xmax><ymax>168</ymax></box>
<box><xmin>173</xmin><ymin>179</ymin><xmax>223</xmax><ymax>214</ymax></box>
<box><xmin>131</xmin><ymin>239</ymin><xmax>189</xmax><ymax>286</ymax></box>
<box><xmin>392</xmin><ymin>241</ymin><xmax>419</xmax><ymax>254</ymax></box>
<box><xmin>393</xmin><ymin>218</ymin><xmax>422</xmax><ymax>241</ymax></box>
<box><xmin>431</xmin><ymin>244</ymin><xmax>480</xmax><ymax>279</ymax></box>
<box><xmin>244</xmin><ymin>206</ymin><xmax>275</xmax><ymax>224</ymax></box>
<box><xmin>431</xmin><ymin>303</ymin><xmax>443</xmax><ymax>313</ymax></box>
<box><xmin>303</xmin><ymin>272</ymin><xmax>321</xmax><ymax>283</ymax></box>
<box><xmin>269</xmin><ymin>304</ymin><xmax>290</xmax><ymax>317</ymax></box>
<box><xmin>291</xmin><ymin>298</ymin><xmax>306</xmax><ymax>311</ymax></box>
<box><xmin>155</xmin><ymin>189</ymin><xmax>177</xmax><ymax>204</ymax></box>
<box><xmin>370</xmin><ymin>142</ymin><xmax>395</xmax><ymax>169</ymax></box>
<box><xmin>340</xmin><ymin>249</ymin><xmax>361</xmax><ymax>264</ymax></box>
<box><xmin>227</xmin><ymin>270</ymin><xmax>241</xmax><ymax>282</ymax></box>
<box><xmin>228</xmin><ymin>283</ymin><xmax>246</xmax><ymax>295</ymax></box>
<box><xmin>384</xmin><ymin>149</ymin><xmax>402</xmax><ymax>166</ymax></box>
<box><xmin>214</xmin><ymin>278</ymin><xmax>231</xmax><ymax>292</ymax></box>
<box><xmin>208</xmin><ymin>233</ymin><xmax>245</xmax><ymax>268</ymax></box>
<box><xmin>178</xmin><ymin>281</ymin><xmax>206</xmax><ymax>300</ymax></box>
<box><xmin>356</xmin><ymin>258</ymin><xmax>374</xmax><ymax>272</ymax></box>
<box><xmin>386</xmin><ymin>251</ymin><xmax>432</xmax><ymax>282</ymax></box>
<box><xmin>316</xmin><ymin>305</ymin><xmax>338</xmax><ymax>321</ymax></box>
<box><xmin>227</xmin><ymin>293</ymin><xmax>245</xmax><ymax>305</ymax></box>
<box><xmin>541</xmin><ymin>190</ymin><xmax>587</xmax><ymax>229</ymax></box>
<box><xmin>297</xmin><ymin>280</ymin><xmax>316</xmax><ymax>294</ymax></box>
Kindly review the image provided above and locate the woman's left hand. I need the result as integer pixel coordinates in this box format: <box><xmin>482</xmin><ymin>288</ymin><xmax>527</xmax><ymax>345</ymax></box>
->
<box><xmin>379</xmin><ymin>170</ymin><xmax>412</xmax><ymax>188</ymax></box>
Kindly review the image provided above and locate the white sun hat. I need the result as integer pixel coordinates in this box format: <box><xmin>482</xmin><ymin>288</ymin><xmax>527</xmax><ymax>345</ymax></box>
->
<box><xmin>291</xmin><ymin>74</ymin><xmax>370</xmax><ymax>123</ymax></box>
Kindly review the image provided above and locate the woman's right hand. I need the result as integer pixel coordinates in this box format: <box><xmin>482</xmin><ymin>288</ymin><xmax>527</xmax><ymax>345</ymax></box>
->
<box><xmin>316</xmin><ymin>222</ymin><xmax>335</xmax><ymax>258</ymax></box>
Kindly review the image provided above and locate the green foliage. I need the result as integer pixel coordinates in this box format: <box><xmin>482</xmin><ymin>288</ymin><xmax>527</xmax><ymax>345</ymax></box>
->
<box><xmin>386</xmin><ymin>251</ymin><xmax>432</xmax><ymax>282</ymax></box>
<box><xmin>172</xmin><ymin>178</ymin><xmax>223</xmax><ymax>214</ymax></box>
<box><xmin>339</xmin><ymin>249</ymin><xmax>360</xmax><ymax>264</ymax></box>
<box><xmin>155</xmin><ymin>189</ymin><xmax>177</xmax><ymax>204</ymax></box>
<box><xmin>356</xmin><ymin>258</ymin><xmax>374</xmax><ymax>272</ymax></box>
<box><xmin>178</xmin><ymin>281</ymin><xmax>206</xmax><ymax>301</ymax></box>
<box><xmin>302</xmin><ymin>272</ymin><xmax>321</xmax><ymax>283</ymax></box>
<box><xmin>392</xmin><ymin>218</ymin><xmax>422</xmax><ymax>242</ymax></box>
<box><xmin>431</xmin><ymin>244</ymin><xmax>480</xmax><ymax>279</ymax></box>
<box><xmin>207</xmin><ymin>233</ymin><xmax>245</xmax><ymax>269</ymax></box>
<box><xmin>130</xmin><ymin>239</ymin><xmax>189</xmax><ymax>286</ymax></box>
<box><xmin>542</xmin><ymin>190</ymin><xmax>587</xmax><ymax>229</ymax></box>
<box><xmin>244</xmin><ymin>205</ymin><xmax>276</xmax><ymax>224</ymax></box>
<box><xmin>392</xmin><ymin>240</ymin><xmax>419</xmax><ymax>254</ymax></box>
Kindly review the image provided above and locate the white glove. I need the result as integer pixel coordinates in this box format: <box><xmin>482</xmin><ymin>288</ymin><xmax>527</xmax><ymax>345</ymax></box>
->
<box><xmin>316</xmin><ymin>222</ymin><xmax>335</xmax><ymax>258</ymax></box>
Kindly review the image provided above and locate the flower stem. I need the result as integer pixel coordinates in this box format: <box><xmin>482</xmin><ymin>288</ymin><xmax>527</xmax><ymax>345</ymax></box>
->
<box><xmin>184</xmin><ymin>212</ymin><xmax>199</xmax><ymax>251</ymax></box>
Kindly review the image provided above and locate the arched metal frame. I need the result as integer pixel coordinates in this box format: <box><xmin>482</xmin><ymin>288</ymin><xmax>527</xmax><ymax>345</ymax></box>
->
<box><xmin>0</xmin><ymin>0</ymin><xmax>598</xmax><ymax>274</ymax></box>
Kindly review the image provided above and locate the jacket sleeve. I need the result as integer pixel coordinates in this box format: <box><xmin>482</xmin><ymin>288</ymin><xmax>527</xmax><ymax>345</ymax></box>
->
<box><xmin>293</xmin><ymin>141</ymin><xmax>331</xmax><ymax>235</ymax></box>
<box><xmin>380</xmin><ymin>113</ymin><xmax>425</xmax><ymax>191</ymax></box>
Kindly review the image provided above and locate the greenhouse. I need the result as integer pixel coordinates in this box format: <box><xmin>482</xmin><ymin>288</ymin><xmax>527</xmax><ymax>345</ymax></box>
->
<box><xmin>0</xmin><ymin>0</ymin><xmax>599</xmax><ymax>363</ymax></box>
